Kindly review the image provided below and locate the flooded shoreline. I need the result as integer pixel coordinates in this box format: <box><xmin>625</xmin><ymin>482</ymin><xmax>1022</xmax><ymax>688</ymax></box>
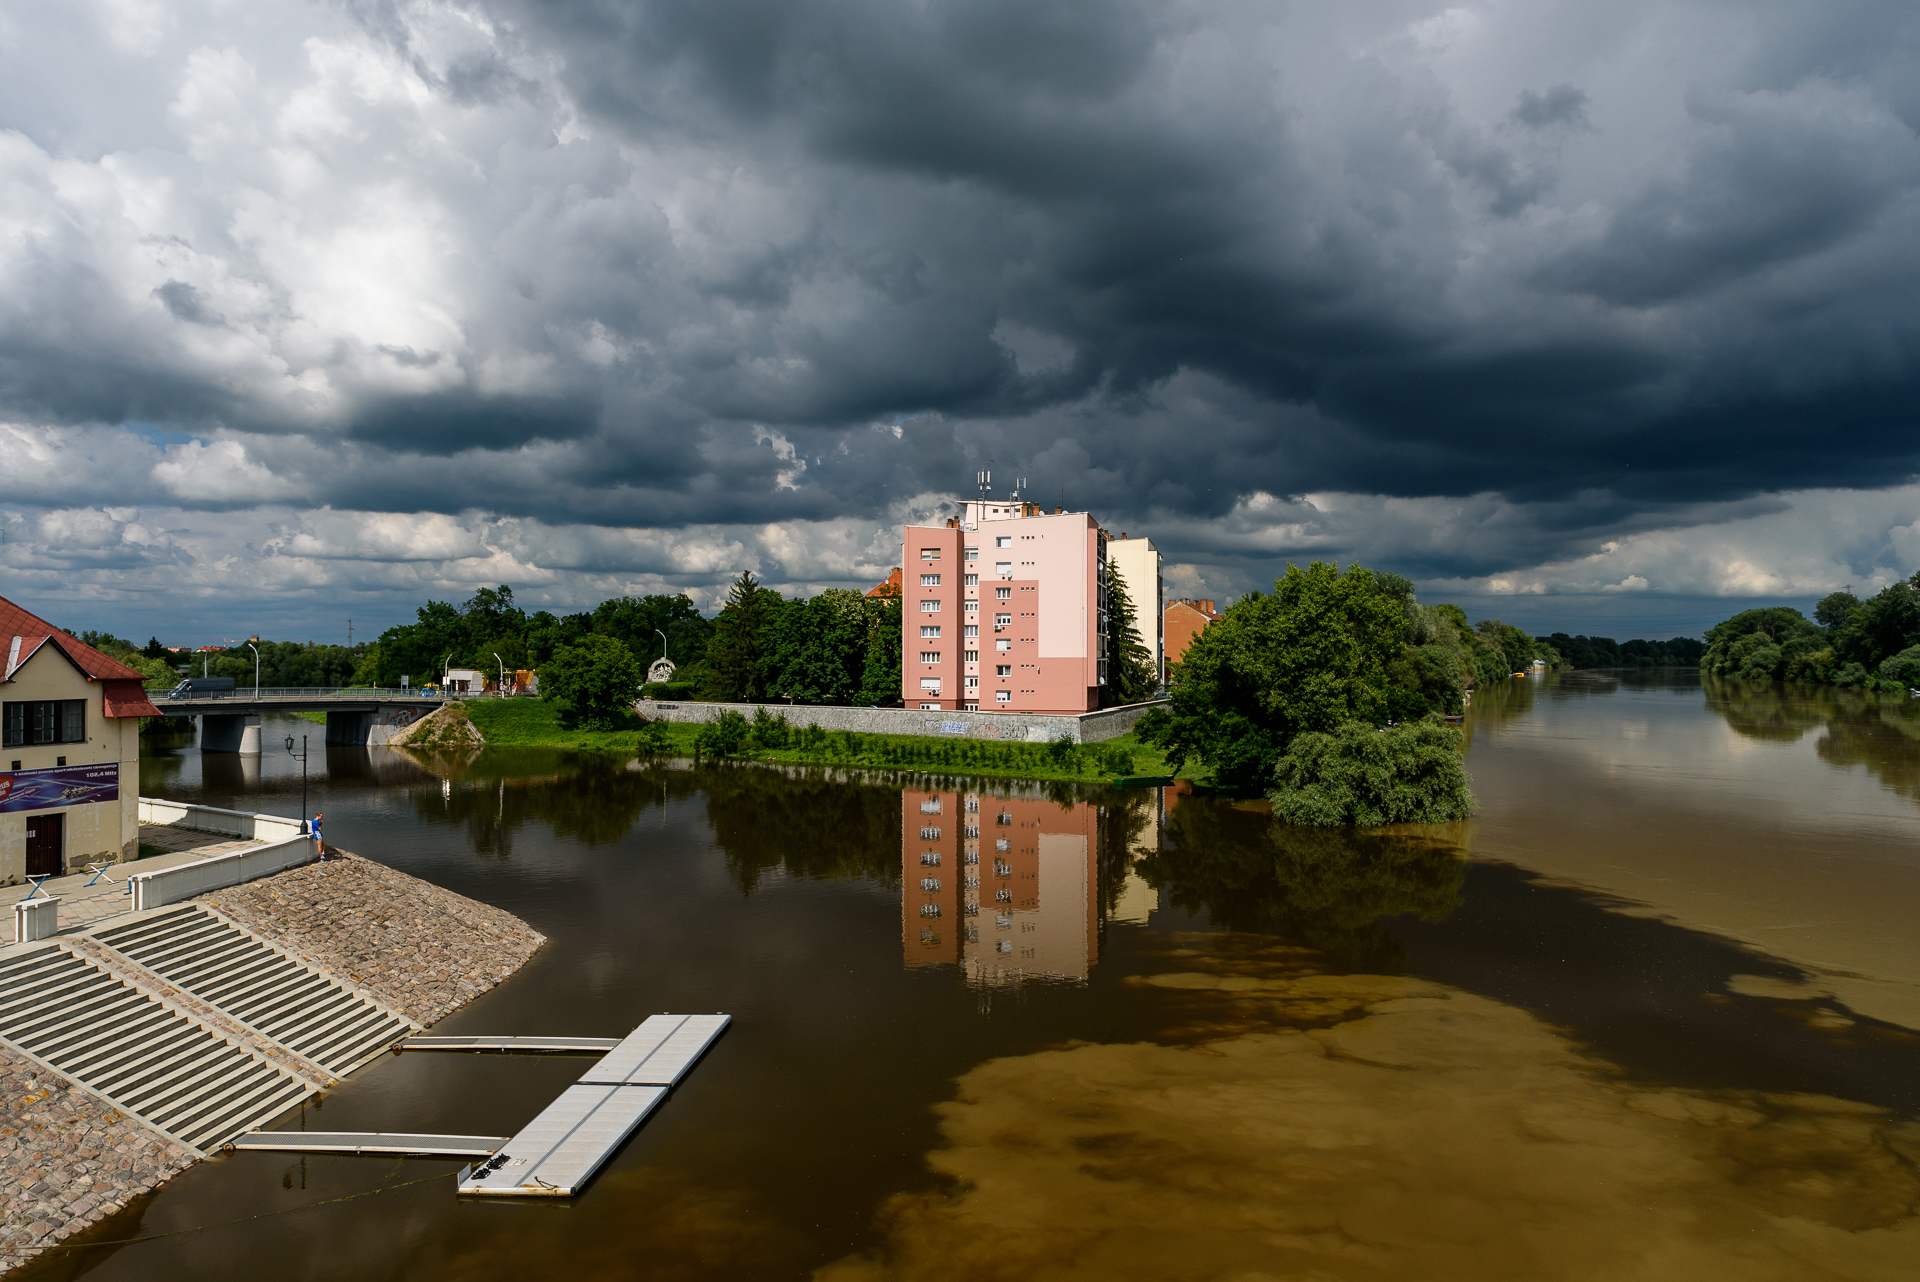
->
<box><xmin>22</xmin><ymin>674</ymin><xmax>1920</xmax><ymax>1280</ymax></box>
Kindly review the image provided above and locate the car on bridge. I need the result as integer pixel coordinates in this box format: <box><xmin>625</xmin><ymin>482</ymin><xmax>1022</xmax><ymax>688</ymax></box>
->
<box><xmin>166</xmin><ymin>677</ymin><xmax>236</xmax><ymax>699</ymax></box>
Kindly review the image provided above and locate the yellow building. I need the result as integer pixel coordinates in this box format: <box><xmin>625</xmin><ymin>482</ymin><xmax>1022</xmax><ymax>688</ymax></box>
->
<box><xmin>1</xmin><ymin>595</ymin><xmax>161</xmax><ymax>883</ymax></box>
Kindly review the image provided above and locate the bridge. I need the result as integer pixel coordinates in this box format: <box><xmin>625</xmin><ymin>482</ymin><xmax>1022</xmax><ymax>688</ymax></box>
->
<box><xmin>154</xmin><ymin>687</ymin><xmax>459</xmax><ymax>749</ymax></box>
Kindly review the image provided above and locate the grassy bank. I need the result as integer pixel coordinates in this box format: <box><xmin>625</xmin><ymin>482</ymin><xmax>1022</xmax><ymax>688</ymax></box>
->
<box><xmin>462</xmin><ymin>697</ymin><xmax>1195</xmax><ymax>785</ymax></box>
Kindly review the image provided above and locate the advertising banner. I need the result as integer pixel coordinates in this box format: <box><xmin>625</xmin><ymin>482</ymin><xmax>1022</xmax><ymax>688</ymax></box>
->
<box><xmin>0</xmin><ymin>762</ymin><xmax>120</xmax><ymax>814</ymax></box>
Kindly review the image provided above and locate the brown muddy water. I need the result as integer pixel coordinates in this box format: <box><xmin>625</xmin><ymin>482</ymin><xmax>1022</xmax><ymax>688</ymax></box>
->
<box><xmin>22</xmin><ymin>672</ymin><xmax>1920</xmax><ymax>1280</ymax></box>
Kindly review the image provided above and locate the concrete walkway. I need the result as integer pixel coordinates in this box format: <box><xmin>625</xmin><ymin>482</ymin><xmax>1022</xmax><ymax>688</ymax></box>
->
<box><xmin>2</xmin><ymin>826</ymin><xmax>266</xmax><ymax>946</ymax></box>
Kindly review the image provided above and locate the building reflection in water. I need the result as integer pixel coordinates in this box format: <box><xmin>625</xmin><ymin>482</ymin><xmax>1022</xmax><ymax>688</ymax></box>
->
<box><xmin>903</xmin><ymin>786</ymin><xmax>1160</xmax><ymax>984</ymax></box>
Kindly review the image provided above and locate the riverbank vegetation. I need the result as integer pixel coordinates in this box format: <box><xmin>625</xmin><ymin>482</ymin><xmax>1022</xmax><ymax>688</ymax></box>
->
<box><xmin>1701</xmin><ymin>576</ymin><xmax>1920</xmax><ymax>689</ymax></box>
<box><xmin>1537</xmin><ymin>633</ymin><xmax>1704</xmax><ymax>669</ymax></box>
<box><xmin>461</xmin><ymin>696</ymin><xmax>1183</xmax><ymax>783</ymax></box>
<box><xmin>1136</xmin><ymin>562</ymin><xmax>1520</xmax><ymax>811</ymax></box>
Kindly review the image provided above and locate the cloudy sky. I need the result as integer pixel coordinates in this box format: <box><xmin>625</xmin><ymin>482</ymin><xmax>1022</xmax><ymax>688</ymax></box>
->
<box><xmin>2</xmin><ymin>0</ymin><xmax>1918</xmax><ymax>643</ymax></box>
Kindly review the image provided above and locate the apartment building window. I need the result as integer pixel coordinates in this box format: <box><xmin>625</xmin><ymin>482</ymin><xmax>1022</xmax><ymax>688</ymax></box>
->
<box><xmin>921</xmin><ymin>573</ymin><xmax>940</xmax><ymax>586</ymax></box>
<box><xmin>921</xmin><ymin>826</ymin><xmax>942</xmax><ymax>839</ymax></box>
<box><xmin>921</xmin><ymin>852</ymin><xmax>942</xmax><ymax>866</ymax></box>
<box><xmin>920</xmin><ymin>625</ymin><xmax>941</xmax><ymax>638</ymax></box>
<box><xmin>920</xmin><ymin>599</ymin><xmax>941</xmax><ymax>612</ymax></box>
<box><xmin>964</xmin><ymin>599</ymin><xmax>978</xmax><ymax>612</ymax></box>
<box><xmin>996</xmin><ymin>562</ymin><xmax>1012</xmax><ymax>576</ymax></box>
<box><xmin>920</xmin><ymin>702</ymin><xmax>941</xmax><ymax>710</ymax></box>
<box><xmin>921</xmin><ymin>547</ymin><xmax>941</xmax><ymax>560</ymax></box>
<box><xmin>995</xmin><ymin>690</ymin><xmax>1011</xmax><ymax>702</ymax></box>
<box><xmin>964</xmin><ymin>702</ymin><xmax>979</xmax><ymax>711</ymax></box>
<box><xmin>921</xmin><ymin>651</ymin><xmax>941</xmax><ymax>663</ymax></box>
<box><xmin>995</xmin><ymin>586</ymin><xmax>1011</xmax><ymax>600</ymax></box>
<box><xmin>964</xmin><ymin>547</ymin><xmax>978</xmax><ymax>560</ymax></box>
<box><xmin>2</xmin><ymin>700</ymin><xmax>85</xmax><ymax>748</ymax></box>
<box><xmin>964</xmin><ymin>574</ymin><xmax>978</xmax><ymax>587</ymax></box>
<box><xmin>920</xmin><ymin>878</ymin><xmax>942</xmax><ymax>892</ymax></box>
<box><xmin>920</xmin><ymin>799</ymin><xmax>942</xmax><ymax>813</ymax></box>
<box><xmin>963</xmin><ymin>624</ymin><xmax>978</xmax><ymax>638</ymax></box>
<box><xmin>963</xmin><ymin>650</ymin><xmax>979</xmax><ymax>663</ymax></box>
<box><xmin>965</xmin><ymin>675</ymin><xmax>979</xmax><ymax>688</ymax></box>
<box><xmin>996</xmin><ymin>665</ymin><xmax>1011</xmax><ymax>677</ymax></box>
<box><xmin>995</xmin><ymin>613</ymin><xmax>1012</xmax><ymax>626</ymax></box>
<box><xmin>920</xmin><ymin>678</ymin><xmax>942</xmax><ymax>692</ymax></box>
<box><xmin>996</xmin><ymin>536</ymin><xmax>1011</xmax><ymax>548</ymax></box>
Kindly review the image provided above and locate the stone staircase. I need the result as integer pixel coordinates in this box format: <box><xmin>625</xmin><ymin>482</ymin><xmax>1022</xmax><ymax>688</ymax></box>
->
<box><xmin>0</xmin><ymin>905</ymin><xmax>420</xmax><ymax>1154</ymax></box>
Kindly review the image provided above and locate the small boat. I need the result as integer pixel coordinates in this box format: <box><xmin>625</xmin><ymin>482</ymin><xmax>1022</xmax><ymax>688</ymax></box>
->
<box><xmin>1443</xmin><ymin>715</ymin><xmax>1465</xmax><ymax>723</ymax></box>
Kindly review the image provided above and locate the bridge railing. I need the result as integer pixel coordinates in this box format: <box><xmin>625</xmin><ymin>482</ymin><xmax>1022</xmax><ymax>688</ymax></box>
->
<box><xmin>156</xmin><ymin>687</ymin><xmax>460</xmax><ymax>702</ymax></box>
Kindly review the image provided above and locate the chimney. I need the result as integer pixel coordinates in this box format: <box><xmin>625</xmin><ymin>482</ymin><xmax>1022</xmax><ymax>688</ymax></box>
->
<box><xmin>946</xmin><ymin>517</ymin><xmax>959</xmax><ymax>528</ymax></box>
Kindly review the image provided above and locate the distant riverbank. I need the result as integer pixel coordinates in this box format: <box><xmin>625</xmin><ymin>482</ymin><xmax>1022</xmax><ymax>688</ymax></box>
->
<box><xmin>453</xmin><ymin>698</ymin><xmax>1193</xmax><ymax>786</ymax></box>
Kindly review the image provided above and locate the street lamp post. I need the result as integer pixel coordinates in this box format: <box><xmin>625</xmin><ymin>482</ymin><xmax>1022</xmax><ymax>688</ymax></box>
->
<box><xmin>284</xmin><ymin>734</ymin><xmax>309</xmax><ymax>832</ymax></box>
<box><xmin>657</xmin><ymin>630</ymin><xmax>668</xmax><ymax>662</ymax></box>
<box><xmin>493</xmin><ymin>651</ymin><xmax>505</xmax><ymax>695</ymax></box>
<box><xmin>246</xmin><ymin>642</ymin><xmax>260</xmax><ymax>698</ymax></box>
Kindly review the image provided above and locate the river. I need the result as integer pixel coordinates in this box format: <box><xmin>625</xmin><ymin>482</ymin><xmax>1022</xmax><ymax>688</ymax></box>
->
<box><xmin>22</xmin><ymin>671</ymin><xmax>1920</xmax><ymax>1280</ymax></box>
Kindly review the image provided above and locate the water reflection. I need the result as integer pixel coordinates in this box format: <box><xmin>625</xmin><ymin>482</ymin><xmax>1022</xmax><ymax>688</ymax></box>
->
<box><xmin>1136</xmin><ymin>798</ymin><xmax>1464</xmax><ymax>973</ymax></box>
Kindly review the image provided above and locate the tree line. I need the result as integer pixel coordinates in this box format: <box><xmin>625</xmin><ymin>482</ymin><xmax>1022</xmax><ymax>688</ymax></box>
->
<box><xmin>1701</xmin><ymin>574</ymin><xmax>1920</xmax><ymax>690</ymax></box>
<box><xmin>1537</xmin><ymin>633</ymin><xmax>1704</xmax><ymax>669</ymax></box>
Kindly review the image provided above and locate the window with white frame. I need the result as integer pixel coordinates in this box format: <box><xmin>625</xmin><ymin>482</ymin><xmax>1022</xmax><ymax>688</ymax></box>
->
<box><xmin>996</xmin><ymin>664</ymin><xmax>1011</xmax><ymax>677</ymax></box>
<box><xmin>964</xmin><ymin>547</ymin><xmax>978</xmax><ymax>560</ymax></box>
<box><xmin>996</xmin><ymin>536</ymin><xmax>1011</xmax><ymax>547</ymax></box>
<box><xmin>995</xmin><ymin>690</ymin><xmax>1011</xmax><ymax>703</ymax></box>
<box><xmin>920</xmin><ymin>677</ymin><xmax>941</xmax><ymax>691</ymax></box>
<box><xmin>965</xmin><ymin>676</ymin><xmax>979</xmax><ymax>688</ymax></box>
<box><xmin>921</xmin><ymin>547</ymin><xmax>940</xmax><ymax>560</ymax></box>
<box><xmin>963</xmin><ymin>624</ymin><xmax>978</xmax><ymax>638</ymax></box>
<box><xmin>920</xmin><ymin>702</ymin><xmax>940</xmax><ymax>709</ymax></box>
<box><xmin>963</xmin><ymin>650</ymin><xmax>979</xmax><ymax>662</ymax></box>
<box><xmin>964</xmin><ymin>599</ymin><xmax>978</xmax><ymax>611</ymax></box>
<box><xmin>996</xmin><ymin>562</ymin><xmax>1012</xmax><ymax>575</ymax></box>
<box><xmin>921</xmin><ymin>573</ymin><xmax>940</xmax><ymax>586</ymax></box>
<box><xmin>921</xmin><ymin>651</ymin><xmax>941</xmax><ymax>663</ymax></box>
<box><xmin>996</xmin><ymin>638</ymin><xmax>1011</xmax><ymax>651</ymax></box>
<box><xmin>920</xmin><ymin>599</ymin><xmax>941</xmax><ymax>612</ymax></box>
<box><xmin>964</xmin><ymin>574</ymin><xmax>978</xmax><ymax>587</ymax></box>
<box><xmin>995</xmin><ymin>586</ymin><xmax>1011</xmax><ymax>599</ymax></box>
<box><xmin>921</xmin><ymin>625</ymin><xmax>941</xmax><ymax>637</ymax></box>
<box><xmin>995</xmin><ymin>613</ymin><xmax>1012</xmax><ymax>626</ymax></box>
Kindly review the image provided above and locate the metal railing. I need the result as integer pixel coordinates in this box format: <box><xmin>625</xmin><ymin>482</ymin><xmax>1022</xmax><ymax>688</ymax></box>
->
<box><xmin>157</xmin><ymin>686</ymin><xmax>461</xmax><ymax>702</ymax></box>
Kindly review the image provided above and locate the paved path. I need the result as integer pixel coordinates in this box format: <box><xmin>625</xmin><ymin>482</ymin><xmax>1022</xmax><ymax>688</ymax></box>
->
<box><xmin>2</xmin><ymin>827</ymin><xmax>264</xmax><ymax>946</ymax></box>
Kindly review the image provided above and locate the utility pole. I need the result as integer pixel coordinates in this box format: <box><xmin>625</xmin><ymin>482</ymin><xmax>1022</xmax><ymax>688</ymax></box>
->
<box><xmin>347</xmin><ymin>618</ymin><xmax>354</xmax><ymax>648</ymax></box>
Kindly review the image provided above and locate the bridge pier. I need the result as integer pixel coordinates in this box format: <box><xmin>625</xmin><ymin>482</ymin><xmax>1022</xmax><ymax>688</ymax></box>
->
<box><xmin>199</xmin><ymin>714</ymin><xmax>262</xmax><ymax>754</ymax></box>
<box><xmin>326</xmin><ymin>711</ymin><xmax>374</xmax><ymax>747</ymax></box>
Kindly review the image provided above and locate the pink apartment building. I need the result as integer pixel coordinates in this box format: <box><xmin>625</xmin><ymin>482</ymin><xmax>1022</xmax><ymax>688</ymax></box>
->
<box><xmin>900</xmin><ymin>500</ymin><xmax>1107</xmax><ymax>713</ymax></box>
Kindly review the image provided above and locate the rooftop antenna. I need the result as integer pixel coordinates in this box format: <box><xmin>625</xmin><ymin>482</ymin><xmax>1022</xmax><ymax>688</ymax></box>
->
<box><xmin>1010</xmin><ymin>476</ymin><xmax>1027</xmax><ymax>502</ymax></box>
<box><xmin>977</xmin><ymin>468</ymin><xmax>992</xmax><ymax>501</ymax></box>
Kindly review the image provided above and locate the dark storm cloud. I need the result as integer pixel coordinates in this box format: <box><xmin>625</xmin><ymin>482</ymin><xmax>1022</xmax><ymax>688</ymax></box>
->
<box><xmin>4</xmin><ymin>0</ymin><xmax>1920</xmax><ymax>610</ymax></box>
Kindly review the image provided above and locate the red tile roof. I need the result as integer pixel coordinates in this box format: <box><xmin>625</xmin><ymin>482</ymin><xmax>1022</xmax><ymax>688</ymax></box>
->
<box><xmin>866</xmin><ymin>567</ymin><xmax>904</xmax><ymax>598</ymax></box>
<box><xmin>1</xmin><ymin>593</ymin><xmax>166</xmax><ymax>718</ymax></box>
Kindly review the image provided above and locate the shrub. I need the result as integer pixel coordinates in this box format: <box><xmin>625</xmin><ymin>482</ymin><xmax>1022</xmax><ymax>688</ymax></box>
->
<box><xmin>636</xmin><ymin>719</ymin><xmax>673</xmax><ymax>756</ymax></box>
<box><xmin>1880</xmin><ymin>645</ymin><xmax>1920</xmax><ymax>689</ymax></box>
<box><xmin>697</xmin><ymin>710</ymin><xmax>750</xmax><ymax>755</ymax></box>
<box><xmin>1045</xmin><ymin>733</ymin><xmax>1081</xmax><ymax>772</ymax></box>
<box><xmin>1833</xmin><ymin>661</ymin><xmax>1870</xmax><ymax>689</ymax></box>
<box><xmin>1096</xmin><ymin>743</ymin><xmax>1137</xmax><ymax>775</ymax></box>
<box><xmin>1269</xmin><ymin>719</ymin><xmax>1474</xmax><ymax>827</ymax></box>
<box><xmin>748</xmin><ymin>707</ymin><xmax>792</xmax><ymax>749</ymax></box>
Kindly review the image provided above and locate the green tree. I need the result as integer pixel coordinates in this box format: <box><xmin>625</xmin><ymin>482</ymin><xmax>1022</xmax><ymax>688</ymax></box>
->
<box><xmin>1814</xmin><ymin>591</ymin><xmax>1860</xmax><ymax>630</ymax></box>
<box><xmin>1269</xmin><ymin>719</ymin><xmax>1475</xmax><ymax>826</ymax></box>
<box><xmin>1102</xmin><ymin>560</ymin><xmax>1159</xmax><ymax>706</ymax></box>
<box><xmin>855</xmin><ymin>589</ymin><xmax>903</xmax><ymax>706</ymax></box>
<box><xmin>538</xmin><ymin>634</ymin><xmax>645</xmax><ymax>728</ymax></box>
<box><xmin>1137</xmin><ymin>561</ymin><xmax>1407</xmax><ymax>793</ymax></box>
<box><xmin>705</xmin><ymin>571</ymin><xmax>779</xmax><ymax>701</ymax></box>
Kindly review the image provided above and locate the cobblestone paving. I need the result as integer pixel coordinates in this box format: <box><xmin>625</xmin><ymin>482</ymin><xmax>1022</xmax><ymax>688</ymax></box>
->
<box><xmin>0</xmin><ymin>1042</ymin><xmax>193</xmax><ymax>1276</ymax></box>
<box><xmin>198</xmin><ymin>851</ymin><xmax>546</xmax><ymax>1026</ymax></box>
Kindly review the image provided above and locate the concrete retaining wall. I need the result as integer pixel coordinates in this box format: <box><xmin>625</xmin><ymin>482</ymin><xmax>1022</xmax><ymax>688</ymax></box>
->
<box><xmin>137</xmin><ymin>799</ymin><xmax>309</xmax><ymax>842</ymax></box>
<box><xmin>129</xmin><ymin>835</ymin><xmax>316</xmax><ymax>911</ymax></box>
<box><xmin>638</xmin><ymin>698</ymin><xmax>1167</xmax><ymax>744</ymax></box>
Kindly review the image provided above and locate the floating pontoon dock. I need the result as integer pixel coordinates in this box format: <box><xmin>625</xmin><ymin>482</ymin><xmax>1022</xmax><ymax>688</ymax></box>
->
<box><xmin>458</xmin><ymin>1013</ymin><xmax>729</xmax><ymax>1196</ymax></box>
<box><xmin>222</xmin><ymin>1013</ymin><xmax>729</xmax><ymax>1198</ymax></box>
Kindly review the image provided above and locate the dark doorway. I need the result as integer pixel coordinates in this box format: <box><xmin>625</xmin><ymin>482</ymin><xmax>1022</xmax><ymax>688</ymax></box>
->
<box><xmin>25</xmin><ymin>812</ymin><xmax>63</xmax><ymax>877</ymax></box>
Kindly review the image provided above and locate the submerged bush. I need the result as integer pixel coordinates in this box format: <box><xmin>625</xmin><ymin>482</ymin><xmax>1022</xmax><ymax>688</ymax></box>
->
<box><xmin>1269</xmin><ymin>719</ymin><xmax>1474</xmax><ymax>827</ymax></box>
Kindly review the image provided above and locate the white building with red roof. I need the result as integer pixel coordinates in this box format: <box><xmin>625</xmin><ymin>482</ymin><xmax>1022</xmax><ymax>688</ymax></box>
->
<box><xmin>1</xmin><ymin>594</ymin><xmax>163</xmax><ymax>883</ymax></box>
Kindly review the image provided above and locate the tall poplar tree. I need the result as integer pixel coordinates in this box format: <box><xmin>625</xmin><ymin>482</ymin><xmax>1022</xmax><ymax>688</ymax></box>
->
<box><xmin>1103</xmin><ymin>561</ymin><xmax>1160</xmax><ymax>707</ymax></box>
